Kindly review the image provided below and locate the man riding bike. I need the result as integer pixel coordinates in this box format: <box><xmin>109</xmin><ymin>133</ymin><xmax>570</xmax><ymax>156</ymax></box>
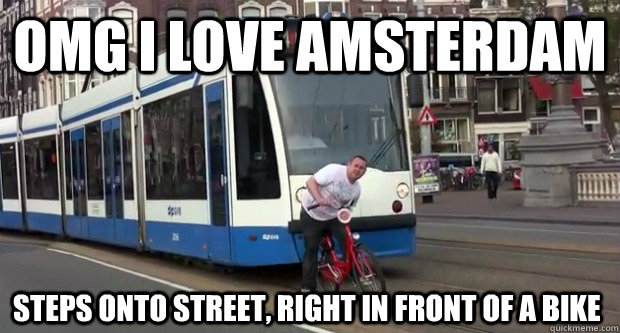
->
<box><xmin>299</xmin><ymin>155</ymin><xmax>368</xmax><ymax>293</ymax></box>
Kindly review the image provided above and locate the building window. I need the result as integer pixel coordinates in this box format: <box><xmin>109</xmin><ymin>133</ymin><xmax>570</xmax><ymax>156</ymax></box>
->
<box><xmin>267</xmin><ymin>1</ymin><xmax>292</xmax><ymax>17</ymax></box>
<box><xmin>388</xmin><ymin>13</ymin><xmax>408</xmax><ymax>19</ymax></box>
<box><xmin>363</xmin><ymin>12</ymin><xmax>382</xmax><ymax>19</ymax></box>
<box><xmin>268</xmin><ymin>6</ymin><xmax>289</xmax><ymax>17</ymax></box>
<box><xmin>167</xmin><ymin>8</ymin><xmax>188</xmax><ymax>19</ymax></box>
<box><xmin>239</xmin><ymin>1</ymin><xmax>264</xmax><ymax>17</ymax></box>
<box><xmin>583</xmin><ymin>107</ymin><xmax>600</xmax><ymax>125</ymax></box>
<box><xmin>530</xmin><ymin>121</ymin><xmax>547</xmax><ymax>135</ymax></box>
<box><xmin>477</xmin><ymin>79</ymin><xmax>496</xmax><ymax>113</ymax></box>
<box><xmin>534</xmin><ymin>100</ymin><xmax>550</xmax><ymax>117</ymax></box>
<box><xmin>501</xmin><ymin>78</ymin><xmax>520</xmax><ymax>112</ymax></box>
<box><xmin>612</xmin><ymin>107</ymin><xmax>620</xmax><ymax>135</ymax></box>
<box><xmin>198</xmin><ymin>9</ymin><xmax>218</xmax><ymax>17</ymax></box>
<box><xmin>503</xmin><ymin>133</ymin><xmax>521</xmax><ymax>161</ymax></box>
<box><xmin>88</xmin><ymin>7</ymin><xmax>101</xmax><ymax>19</ymax></box>
<box><xmin>48</xmin><ymin>78</ymin><xmax>54</xmax><ymax>106</ymax></box>
<box><xmin>583</xmin><ymin>107</ymin><xmax>600</xmax><ymax>132</ymax></box>
<box><xmin>304</xmin><ymin>2</ymin><xmax>316</xmax><ymax>16</ymax></box>
<box><xmin>66</xmin><ymin>6</ymin><xmax>102</xmax><ymax>19</ymax></box>
<box><xmin>304</xmin><ymin>0</ymin><xmax>349</xmax><ymax>17</ymax></box>
<box><xmin>65</xmin><ymin>74</ymin><xmax>80</xmax><ymax>99</ymax></box>
<box><xmin>432</xmin><ymin>118</ymin><xmax>470</xmax><ymax>153</ymax></box>
<box><xmin>40</xmin><ymin>80</ymin><xmax>46</xmax><ymax>108</ymax></box>
<box><xmin>449</xmin><ymin>74</ymin><xmax>467</xmax><ymax>100</ymax></box>
<box><xmin>428</xmin><ymin>71</ymin><xmax>441</xmax><ymax>101</ymax></box>
<box><xmin>111</xmin><ymin>9</ymin><xmax>134</xmax><ymax>45</ymax></box>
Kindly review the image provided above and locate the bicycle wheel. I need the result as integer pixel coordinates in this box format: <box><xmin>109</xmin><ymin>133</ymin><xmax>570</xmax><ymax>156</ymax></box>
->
<box><xmin>352</xmin><ymin>245</ymin><xmax>386</xmax><ymax>292</ymax></box>
<box><xmin>471</xmin><ymin>175</ymin><xmax>483</xmax><ymax>190</ymax></box>
<box><xmin>316</xmin><ymin>250</ymin><xmax>340</xmax><ymax>292</ymax></box>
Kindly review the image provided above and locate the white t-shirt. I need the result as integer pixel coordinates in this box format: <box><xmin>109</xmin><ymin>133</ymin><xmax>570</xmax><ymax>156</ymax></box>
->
<box><xmin>302</xmin><ymin>164</ymin><xmax>361</xmax><ymax>221</ymax></box>
<box><xmin>481</xmin><ymin>151</ymin><xmax>502</xmax><ymax>173</ymax></box>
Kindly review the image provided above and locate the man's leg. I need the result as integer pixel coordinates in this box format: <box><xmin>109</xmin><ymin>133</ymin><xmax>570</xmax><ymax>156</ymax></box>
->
<box><xmin>327</xmin><ymin>219</ymin><xmax>348</xmax><ymax>258</ymax></box>
<box><xmin>493</xmin><ymin>172</ymin><xmax>499</xmax><ymax>198</ymax></box>
<box><xmin>301</xmin><ymin>210</ymin><xmax>325</xmax><ymax>291</ymax></box>
<box><xmin>485</xmin><ymin>172</ymin><xmax>493</xmax><ymax>199</ymax></box>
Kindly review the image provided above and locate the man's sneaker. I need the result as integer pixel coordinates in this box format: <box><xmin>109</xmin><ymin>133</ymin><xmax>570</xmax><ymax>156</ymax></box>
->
<box><xmin>300</xmin><ymin>288</ymin><xmax>312</xmax><ymax>293</ymax></box>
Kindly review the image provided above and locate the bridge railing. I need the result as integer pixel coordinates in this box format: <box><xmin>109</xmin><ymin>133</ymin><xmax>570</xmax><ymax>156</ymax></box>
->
<box><xmin>571</xmin><ymin>162</ymin><xmax>620</xmax><ymax>205</ymax></box>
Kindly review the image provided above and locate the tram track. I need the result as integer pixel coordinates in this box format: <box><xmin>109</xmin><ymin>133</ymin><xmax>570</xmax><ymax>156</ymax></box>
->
<box><xmin>2</xmin><ymin>225</ymin><xmax>620</xmax><ymax>333</ymax></box>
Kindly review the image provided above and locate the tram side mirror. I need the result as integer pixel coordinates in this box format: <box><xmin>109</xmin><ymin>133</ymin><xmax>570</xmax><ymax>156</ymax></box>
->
<box><xmin>407</xmin><ymin>75</ymin><xmax>424</xmax><ymax>108</ymax></box>
<box><xmin>235</xmin><ymin>75</ymin><xmax>255</xmax><ymax>110</ymax></box>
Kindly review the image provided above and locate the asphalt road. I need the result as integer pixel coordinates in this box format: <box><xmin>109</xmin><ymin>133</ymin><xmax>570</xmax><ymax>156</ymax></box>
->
<box><xmin>0</xmin><ymin>238</ymin><xmax>311</xmax><ymax>333</ymax></box>
<box><xmin>1</xmin><ymin>214</ymin><xmax>619</xmax><ymax>333</ymax></box>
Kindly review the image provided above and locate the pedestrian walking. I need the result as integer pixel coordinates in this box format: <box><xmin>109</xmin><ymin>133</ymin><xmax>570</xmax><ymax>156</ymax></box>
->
<box><xmin>481</xmin><ymin>145</ymin><xmax>502</xmax><ymax>199</ymax></box>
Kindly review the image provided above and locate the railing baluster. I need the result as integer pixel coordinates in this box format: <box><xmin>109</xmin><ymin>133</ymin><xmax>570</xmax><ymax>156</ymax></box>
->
<box><xmin>575</xmin><ymin>172</ymin><xmax>620</xmax><ymax>203</ymax></box>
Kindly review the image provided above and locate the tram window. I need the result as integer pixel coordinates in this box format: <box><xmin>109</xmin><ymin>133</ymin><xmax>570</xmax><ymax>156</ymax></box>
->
<box><xmin>24</xmin><ymin>135</ymin><xmax>59</xmax><ymax>200</ymax></box>
<box><xmin>143</xmin><ymin>86</ymin><xmax>207</xmax><ymax>200</ymax></box>
<box><xmin>86</xmin><ymin>122</ymin><xmax>104</xmax><ymax>200</ymax></box>
<box><xmin>64</xmin><ymin>131</ymin><xmax>72</xmax><ymax>200</ymax></box>
<box><xmin>233</xmin><ymin>74</ymin><xmax>280</xmax><ymax>199</ymax></box>
<box><xmin>122</xmin><ymin>112</ymin><xmax>134</xmax><ymax>200</ymax></box>
<box><xmin>0</xmin><ymin>143</ymin><xmax>18</xmax><ymax>199</ymax></box>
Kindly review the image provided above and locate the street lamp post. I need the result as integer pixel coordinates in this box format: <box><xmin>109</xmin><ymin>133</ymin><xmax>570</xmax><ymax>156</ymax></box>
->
<box><xmin>518</xmin><ymin>0</ymin><xmax>604</xmax><ymax>207</ymax></box>
<box><xmin>415</xmin><ymin>0</ymin><xmax>432</xmax><ymax>156</ymax></box>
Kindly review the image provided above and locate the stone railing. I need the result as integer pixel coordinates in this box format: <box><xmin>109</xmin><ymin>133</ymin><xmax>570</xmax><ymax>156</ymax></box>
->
<box><xmin>571</xmin><ymin>162</ymin><xmax>620</xmax><ymax>205</ymax></box>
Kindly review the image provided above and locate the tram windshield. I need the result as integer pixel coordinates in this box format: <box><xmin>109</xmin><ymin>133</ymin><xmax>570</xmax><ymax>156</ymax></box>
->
<box><xmin>271</xmin><ymin>71</ymin><xmax>408</xmax><ymax>175</ymax></box>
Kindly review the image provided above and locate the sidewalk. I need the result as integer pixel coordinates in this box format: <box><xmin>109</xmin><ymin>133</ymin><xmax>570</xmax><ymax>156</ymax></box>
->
<box><xmin>415</xmin><ymin>182</ymin><xmax>620</xmax><ymax>225</ymax></box>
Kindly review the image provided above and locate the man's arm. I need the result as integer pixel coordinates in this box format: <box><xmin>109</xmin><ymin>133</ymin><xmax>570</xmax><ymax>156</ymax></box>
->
<box><xmin>497</xmin><ymin>154</ymin><xmax>502</xmax><ymax>173</ymax></box>
<box><xmin>481</xmin><ymin>154</ymin><xmax>486</xmax><ymax>173</ymax></box>
<box><xmin>307</xmin><ymin>177</ymin><xmax>330</xmax><ymax>206</ymax></box>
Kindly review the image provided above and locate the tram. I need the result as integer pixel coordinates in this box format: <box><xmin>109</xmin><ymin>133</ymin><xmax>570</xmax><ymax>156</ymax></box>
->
<box><xmin>0</xmin><ymin>21</ymin><xmax>422</xmax><ymax>266</ymax></box>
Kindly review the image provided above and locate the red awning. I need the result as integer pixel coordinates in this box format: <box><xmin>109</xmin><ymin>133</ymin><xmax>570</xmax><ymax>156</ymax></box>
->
<box><xmin>528</xmin><ymin>76</ymin><xmax>585</xmax><ymax>100</ymax></box>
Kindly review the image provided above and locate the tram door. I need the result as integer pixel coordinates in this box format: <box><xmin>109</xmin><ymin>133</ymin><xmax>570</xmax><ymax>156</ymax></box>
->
<box><xmin>102</xmin><ymin>117</ymin><xmax>124</xmax><ymax>242</ymax></box>
<box><xmin>70</xmin><ymin>129</ymin><xmax>88</xmax><ymax>237</ymax></box>
<box><xmin>205</xmin><ymin>80</ymin><xmax>231</xmax><ymax>262</ymax></box>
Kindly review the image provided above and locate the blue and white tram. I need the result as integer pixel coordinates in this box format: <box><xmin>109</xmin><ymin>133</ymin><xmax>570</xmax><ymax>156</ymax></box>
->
<box><xmin>61</xmin><ymin>70</ymin><xmax>140</xmax><ymax>247</ymax></box>
<box><xmin>0</xmin><ymin>55</ymin><xmax>419</xmax><ymax>267</ymax></box>
<box><xmin>0</xmin><ymin>116</ymin><xmax>22</xmax><ymax>230</ymax></box>
<box><xmin>20</xmin><ymin>106</ymin><xmax>63</xmax><ymax>235</ymax></box>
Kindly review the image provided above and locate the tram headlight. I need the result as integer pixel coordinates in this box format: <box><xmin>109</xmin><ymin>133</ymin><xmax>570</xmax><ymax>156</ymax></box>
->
<box><xmin>396</xmin><ymin>182</ymin><xmax>410</xmax><ymax>199</ymax></box>
<box><xmin>295</xmin><ymin>187</ymin><xmax>306</xmax><ymax>203</ymax></box>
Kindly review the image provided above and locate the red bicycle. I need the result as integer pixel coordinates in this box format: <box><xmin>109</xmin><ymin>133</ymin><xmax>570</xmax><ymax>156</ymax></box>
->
<box><xmin>310</xmin><ymin>206</ymin><xmax>386</xmax><ymax>292</ymax></box>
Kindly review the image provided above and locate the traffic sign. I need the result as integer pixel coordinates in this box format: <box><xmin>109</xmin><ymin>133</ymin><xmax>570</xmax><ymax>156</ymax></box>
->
<box><xmin>417</xmin><ymin>105</ymin><xmax>437</xmax><ymax>125</ymax></box>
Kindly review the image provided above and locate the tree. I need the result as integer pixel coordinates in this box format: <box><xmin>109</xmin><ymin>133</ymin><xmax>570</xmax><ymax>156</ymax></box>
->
<box><xmin>583</xmin><ymin>0</ymin><xmax>620</xmax><ymax>138</ymax></box>
<box><xmin>520</xmin><ymin>0</ymin><xmax>620</xmax><ymax>138</ymax></box>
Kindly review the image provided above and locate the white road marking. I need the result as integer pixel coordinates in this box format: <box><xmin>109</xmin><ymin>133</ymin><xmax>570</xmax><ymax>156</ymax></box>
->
<box><xmin>47</xmin><ymin>248</ymin><xmax>192</xmax><ymax>291</ymax></box>
<box><xmin>46</xmin><ymin>248</ymin><xmax>336</xmax><ymax>333</ymax></box>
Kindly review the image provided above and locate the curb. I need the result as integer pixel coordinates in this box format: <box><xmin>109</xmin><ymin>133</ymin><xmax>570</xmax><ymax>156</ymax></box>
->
<box><xmin>417</xmin><ymin>213</ymin><xmax>620</xmax><ymax>227</ymax></box>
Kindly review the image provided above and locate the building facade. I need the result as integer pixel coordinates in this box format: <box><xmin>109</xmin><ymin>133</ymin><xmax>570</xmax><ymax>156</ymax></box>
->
<box><xmin>1</xmin><ymin>0</ymin><xmax>37</xmax><ymax>118</ymax></box>
<box><xmin>469</xmin><ymin>0</ymin><xmax>527</xmax><ymax>166</ymax></box>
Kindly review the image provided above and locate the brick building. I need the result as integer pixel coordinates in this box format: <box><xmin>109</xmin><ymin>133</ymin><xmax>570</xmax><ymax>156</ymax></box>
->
<box><xmin>0</xmin><ymin>0</ymin><xmax>37</xmax><ymax>118</ymax></box>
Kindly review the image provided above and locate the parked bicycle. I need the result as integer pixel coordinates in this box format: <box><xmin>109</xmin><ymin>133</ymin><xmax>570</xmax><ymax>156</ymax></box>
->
<box><xmin>308</xmin><ymin>205</ymin><xmax>386</xmax><ymax>292</ymax></box>
<box><xmin>440</xmin><ymin>166</ymin><xmax>484</xmax><ymax>191</ymax></box>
